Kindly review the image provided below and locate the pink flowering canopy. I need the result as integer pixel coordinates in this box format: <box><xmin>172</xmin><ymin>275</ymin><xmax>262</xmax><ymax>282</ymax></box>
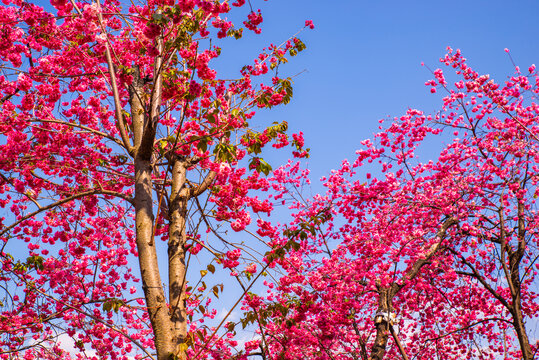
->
<box><xmin>2</xmin><ymin>0</ymin><xmax>538</xmax><ymax>359</ymax></box>
<box><xmin>245</xmin><ymin>49</ymin><xmax>539</xmax><ymax>360</ymax></box>
<box><xmin>0</xmin><ymin>0</ymin><xmax>311</xmax><ymax>359</ymax></box>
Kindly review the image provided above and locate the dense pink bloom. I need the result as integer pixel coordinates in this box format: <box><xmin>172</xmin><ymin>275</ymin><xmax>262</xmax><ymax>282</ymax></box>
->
<box><xmin>0</xmin><ymin>1</ymin><xmax>312</xmax><ymax>359</ymax></box>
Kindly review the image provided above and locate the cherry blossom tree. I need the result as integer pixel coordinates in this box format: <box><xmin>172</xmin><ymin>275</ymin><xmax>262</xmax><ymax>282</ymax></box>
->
<box><xmin>249</xmin><ymin>49</ymin><xmax>539</xmax><ymax>360</ymax></box>
<box><xmin>0</xmin><ymin>0</ymin><xmax>310</xmax><ymax>359</ymax></box>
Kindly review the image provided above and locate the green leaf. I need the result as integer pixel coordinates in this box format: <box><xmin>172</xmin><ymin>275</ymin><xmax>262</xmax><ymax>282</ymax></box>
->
<box><xmin>227</xmin><ymin>28</ymin><xmax>243</xmax><ymax>40</ymax></box>
<box><xmin>152</xmin><ymin>13</ymin><xmax>164</xmax><ymax>22</ymax></box>
<box><xmin>159</xmin><ymin>139</ymin><xmax>167</xmax><ymax>150</ymax></box>
<box><xmin>103</xmin><ymin>301</ymin><xmax>112</xmax><ymax>312</ymax></box>
<box><xmin>257</xmin><ymin>158</ymin><xmax>272</xmax><ymax>176</ymax></box>
<box><xmin>26</xmin><ymin>255</ymin><xmax>44</xmax><ymax>271</ymax></box>
<box><xmin>207</xmin><ymin>113</ymin><xmax>216</xmax><ymax>123</ymax></box>
<box><xmin>197</xmin><ymin>138</ymin><xmax>208</xmax><ymax>153</ymax></box>
<box><xmin>214</xmin><ymin>143</ymin><xmax>237</xmax><ymax>163</ymax></box>
<box><xmin>14</xmin><ymin>262</ymin><xmax>27</xmax><ymax>273</ymax></box>
<box><xmin>103</xmin><ymin>298</ymin><xmax>124</xmax><ymax>313</ymax></box>
<box><xmin>177</xmin><ymin>343</ymin><xmax>189</xmax><ymax>355</ymax></box>
<box><xmin>112</xmin><ymin>301</ymin><xmax>121</xmax><ymax>312</ymax></box>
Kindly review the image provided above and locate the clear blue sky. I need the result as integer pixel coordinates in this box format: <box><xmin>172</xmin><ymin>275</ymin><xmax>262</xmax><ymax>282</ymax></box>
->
<box><xmin>216</xmin><ymin>0</ymin><xmax>539</xmax><ymax>186</ymax></box>
<box><xmin>8</xmin><ymin>0</ymin><xmax>536</xmax><ymax>349</ymax></box>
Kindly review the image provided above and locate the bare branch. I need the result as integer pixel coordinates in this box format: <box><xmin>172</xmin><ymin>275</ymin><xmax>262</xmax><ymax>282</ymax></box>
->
<box><xmin>69</xmin><ymin>0</ymin><xmax>82</xmax><ymax>15</ymax></box>
<box><xmin>192</xmin><ymin>262</ymin><xmax>271</xmax><ymax>359</ymax></box>
<box><xmin>391</xmin><ymin>217</ymin><xmax>458</xmax><ymax>296</ymax></box>
<box><xmin>190</xmin><ymin>170</ymin><xmax>216</xmax><ymax>198</ymax></box>
<box><xmin>389</xmin><ymin>325</ymin><xmax>409</xmax><ymax>360</ymax></box>
<box><xmin>96</xmin><ymin>0</ymin><xmax>134</xmax><ymax>155</ymax></box>
<box><xmin>451</xmin><ymin>250</ymin><xmax>511</xmax><ymax>309</ymax></box>
<box><xmin>28</xmin><ymin>118</ymin><xmax>126</xmax><ymax>148</ymax></box>
<box><xmin>0</xmin><ymin>188</ymin><xmax>134</xmax><ymax>237</ymax></box>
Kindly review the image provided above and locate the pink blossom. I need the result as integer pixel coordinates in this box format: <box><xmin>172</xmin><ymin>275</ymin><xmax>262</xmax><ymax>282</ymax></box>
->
<box><xmin>245</xmin><ymin>263</ymin><xmax>257</xmax><ymax>274</ymax></box>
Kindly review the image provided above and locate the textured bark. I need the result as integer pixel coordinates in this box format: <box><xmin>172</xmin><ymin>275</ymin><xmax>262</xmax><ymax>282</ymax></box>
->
<box><xmin>369</xmin><ymin>288</ymin><xmax>392</xmax><ymax>360</ymax></box>
<box><xmin>131</xmin><ymin>20</ymin><xmax>178</xmax><ymax>360</ymax></box>
<box><xmin>134</xmin><ymin>157</ymin><xmax>173</xmax><ymax>360</ymax></box>
<box><xmin>128</xmin><ymin>66</ymin><xmax>144</xmax><ymax>150</ymax></box>
<box><xmin>131</xmin><ymin>56</ymin><xmax>174</xmax><ymax>359</ymax></box>
<box><xmin>511</xmin><ymin>297</ymin><xmax>533</xmax><ymax>360</ymax></box>
<box><xmin>127</xmin><ymin>13</ymin><xmax>222</xmax><ymax>360</ymax></box>
<box><xmin>168</xmin><ymin>159</ymin><xmax>189</xmax><ymax>359</ymax></box>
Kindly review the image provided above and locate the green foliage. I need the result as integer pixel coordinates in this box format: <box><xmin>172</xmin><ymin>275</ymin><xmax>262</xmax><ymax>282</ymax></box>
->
<box><xmin>227</xmin><ymin>28</ymin><xmax>244</xmax><ymax>39</ymax></box>
<box><xmin>240</xmin><ymin>120</ymin><xmax>291</xmax><ymax>175</ymax></box>
<box><xmin>26</xmin><ymin>255</ymin><xmax>44</xmax><ymax>271</ymax></box>
<box><xmin>11</xmin><ymin>254</ymin><xmax>45</xmax><ymax>273</ymax></box>
<box><xmin>248</xmin><ymin>157</ymin><xmax>272</xmax><ymax>176</ymax></box>
<box><xmin>102</xmin><ymin>298</ymin><xmax>125</xmax><ymax>313</ymax></box>
<box><xmin>287</xmin><ymin>38</ymin><xmax>307</xmax><ymax>58</ymax></box>
<box><xmin>278</xmin><ymin>79</ymin><xmax>293</xmax><ymax>105</ymax></box>
<box><xmin>214</xmin><ymin>142</ymin><xmax>237</xmax><ymax>163</ymax></box>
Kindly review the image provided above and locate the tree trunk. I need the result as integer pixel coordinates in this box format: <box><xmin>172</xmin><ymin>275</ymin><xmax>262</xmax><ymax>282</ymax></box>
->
<box><xmin>511</xmin><ymin>299</ymin><xmax>533</xmax><ymax>360</ymax></box>
<box><xmin>502</xmin><ymin>201</ymin><xmax>533</xmax><ymax>360</ymax></box>
<box><xmin>134</xmin><ymin>156</ymin><xmax>174</xmax><ymax>360</ymax></box>
<box><xmin>129</xmin><ymin>27</ymin><xmax>177</xmax><ymax>358</ymax></box>
<box><xmin>368</xmin><ymin>220</ymin><xmax>456</xmax><ymax>360</ymax></box>
<box><xmin>509</xmin><ymin>252</ymin><xmax>533</xmax><ymax>360</ymax></box>
<box><xmin>168</xmin><ymin>159</ymin><xmax>189</xmax><ymax>358</ymax></box>
<box><xmin>511</xmin><ymin>201</ymin><xmax>533</xmax><ymax>360</ymax></box>
<box><xmin>369</xmin><ymin>288</ymin><xmax>392</xmax><ymax>360</ymax></box>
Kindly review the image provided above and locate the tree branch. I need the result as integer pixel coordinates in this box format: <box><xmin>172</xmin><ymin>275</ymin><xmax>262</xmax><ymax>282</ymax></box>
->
<box><xmin>389</xmin><ymin>325</ymin><xmax>409</xmax><ymax>360</ymax></box>
<box><xmin>391</xmin><ymin>217</ymin><xmax>457</xmax><ymax>296</ymax></box>
<box><xmin>96</xmin><ymin>0</ymin><xmax>133</xmax><ymax>155</ymax></box>
<box><xmin>192</xmin><ymin>262</ymin><xmax>271</xmax><ymax>359</ymax></box>
<box><xmin>0</xmin><ymin>188</ymin><xmax>134</xmax><ymax>237</ymax></box>
<box><xmin>190</xmin><ymin>170</ymin><xmax>216</xmax><ymax>198</ymax></box>
<box><xmin>27</xmin><ymin>118</ymin><xmax>126</xmax><ymax>148</ymax></box>
<box><xmin>451</xmin><ymin>250</ymin><xmax>511</xmax><ymax>309</ymax></box>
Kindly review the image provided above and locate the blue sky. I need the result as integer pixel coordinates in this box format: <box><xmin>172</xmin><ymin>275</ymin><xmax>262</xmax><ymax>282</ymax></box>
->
<box><xmin>4</xmin><ymin>0</ymin><xmax>538</xmax><ymax>353</ymax></box>
<box><xmin>216</xmin><ymin>0</ymin><xmax>539</xmax><ymax>186</ymax></box>
<box><xmin>38</xmin><ymin>0</ymin><xmax>539</xmax><ymax>185</ymax></box>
